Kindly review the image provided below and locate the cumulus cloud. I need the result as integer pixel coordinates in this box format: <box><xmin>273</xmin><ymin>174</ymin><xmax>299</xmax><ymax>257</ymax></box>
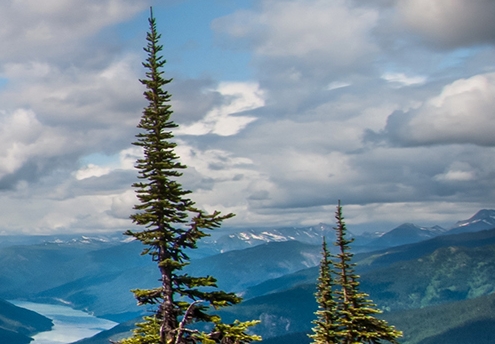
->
<box><xmin>0</xmin><ymin>1</ymin><xmax>494</xmax><ymax>234</ymax></box>
<box><xmin>0</xmin><ymin>56</ymin><xmax>143</xmax><ymax>128</ymax></box>
<box><xmin>74</xmin><ymin>164</ymin><xmax>112</xmax><ymax>180</ymax></box>
<box><xmin>176</xmin><ymin>82</ymin><xmax>263</xmax><ymax>136</ymax></box>
<box><xmin>367</xmin><ymin>73</ymin><xmax>495</xmax><ymax>146</ymax></box>
<box><xmin>213</xmin><ymin>0</ymin><xmax>379</xmax><ymax>74</ymax></box>
<box><xmin>0</xmin><ymin>108</ymin><xmax>87</xmax><ymax>188</ymax></box>
<box><xmin>0</xmin><ymin>55</ymin><xmax>147</xmax><ymax>191</ymax></box>
<box><xmin>0</xmin><ymin>0</ymin><xmax>147</xmax><ymax>62</ymax></box>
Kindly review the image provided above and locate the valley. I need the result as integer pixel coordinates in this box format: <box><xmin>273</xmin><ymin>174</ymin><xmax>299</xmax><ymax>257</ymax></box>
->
<box><xmin>1</xmin><ymin>209</ymin><xmax>495</xmax><ymax>343</ymax></box>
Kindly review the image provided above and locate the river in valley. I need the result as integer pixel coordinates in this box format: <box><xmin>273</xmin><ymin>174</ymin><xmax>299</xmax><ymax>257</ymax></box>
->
<box><xmin>10</xmin><ymin>301</ymin><xmax>117</xmax><ymax>344</ymax></box>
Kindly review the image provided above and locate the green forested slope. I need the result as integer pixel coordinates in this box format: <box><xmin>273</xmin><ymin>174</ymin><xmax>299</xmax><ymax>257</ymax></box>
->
<box><xmin>361</xmin><ymin>244</ymin><xmax>495</xmax><ymax>311</ymax></box>
<box><xmin>221</xmin><ymin>240</ymin><xmax>495</xmax><ymax>341</ymax></box>
<box><xmin>382</xmin><ymin>293</ymin><xmax>495</xmax><ymax>344</ymax></box>
<box><xmin>244</xmin><ymin>228</ymin><xmax>495</xmax><ymax>300</ymax></box>
<box><xmin>72</xmin><ymin>230</ymin><xmax>495</xmax><ymax>343</ymax></box>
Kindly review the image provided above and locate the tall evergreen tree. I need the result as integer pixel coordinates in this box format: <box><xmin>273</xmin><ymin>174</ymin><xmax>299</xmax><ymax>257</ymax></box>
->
<box><xmin>309</xmin><ymin>238</ymin><xmax>341</xmax><ymax>344</ymax></box>
<box><xmin>120</xmin><ymin>9</ymin><xmax>260</xmax><ymax>344</ymax></box>
<box><xmin>333</xmin><ymin>201</ymin><xmax>402</xmax><ymax>344</ymax></box>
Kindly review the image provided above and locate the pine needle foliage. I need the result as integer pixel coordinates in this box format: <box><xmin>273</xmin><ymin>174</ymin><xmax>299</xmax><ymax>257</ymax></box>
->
<box><xmin>309</xmin><ymin>238</ymin><xmax>341</xmax><ymax>343</ymax></box>
<box><xmin>120</xmin><ymin>8</ymin><xmax>260</xmax><ymax>344</ymax></box>
<box><xmin>310</xmin><ymin>201</ymin><xmax>402</xmax><ymax>344</ymax></box>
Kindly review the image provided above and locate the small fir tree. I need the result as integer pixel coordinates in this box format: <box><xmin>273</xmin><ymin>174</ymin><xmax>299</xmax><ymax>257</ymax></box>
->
<box><xmin>309</xmin><ymin>238</ymin><xmax>341</xmax><ymax>344</ymax></box>
<box><xmin>333</xmin><ymin>201</ymin><xmax>402</xmax><ymax>344</ymax></box>
<box><xmin>120</xmin><ymin>8</ymin><xmax>260</xmax><ymax>344</ymax></box>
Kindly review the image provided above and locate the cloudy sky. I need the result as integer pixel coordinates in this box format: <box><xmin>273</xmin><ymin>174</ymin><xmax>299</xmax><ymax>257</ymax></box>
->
<box><xmin>0</xmin><ymin>0</ymin><xmax>494</xmax><ymax>235</ymax></box>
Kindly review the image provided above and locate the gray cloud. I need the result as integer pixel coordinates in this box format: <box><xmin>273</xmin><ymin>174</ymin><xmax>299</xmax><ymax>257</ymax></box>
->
<box><xmin>0</xmin><ymin>1</ymin><xmax>147</xmax><ymax>63</ymax></box>
<box><xmin>366</xmin><ymin>73</ymin><xmax>495</xmax><ymax>147</ymax></box>
<box><xmin>170</xmin><ymin>78</ymin><xmax>224</xmax><ymax>124</ymax></box>
<box><xmin>0</xmin><ymin>1</ymin><xmax>494</xmax><ymax>234</ymax></box>
<box><xmin>396</xmin><ymin>0</ymin><xmax>495</xmax><ymax>49</ymax></box>
<box><xmin>213</xmin><ymin>0</ymin><xmax>379</xmax><ymax>82</ymax></box>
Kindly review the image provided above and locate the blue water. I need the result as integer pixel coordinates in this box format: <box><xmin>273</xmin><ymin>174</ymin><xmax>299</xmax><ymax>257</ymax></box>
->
<box><xmin>10</xmin><ymin>301</ymin><xmax>117</xmax><ymax>344</ymax></box>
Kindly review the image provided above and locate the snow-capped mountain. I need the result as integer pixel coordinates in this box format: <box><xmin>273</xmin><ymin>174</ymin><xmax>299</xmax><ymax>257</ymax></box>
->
<box><xmin>0</xmin><ymin>232</ymin><xmax>129</xmax><ymax>248</ymax></box>
<box><xmin>198</xmin><ymin>223</ymin><xmax>335</xmax><ymax>254</ymax></box>
<box><xmin>447</xmin><ymin>209</ymin><xmax>495</xmax><ymax>235</ymax></box>
<box><xmin>368</xmin><ymin>223</ymin><xmax>447</xmax><ymax>248</ymax></box>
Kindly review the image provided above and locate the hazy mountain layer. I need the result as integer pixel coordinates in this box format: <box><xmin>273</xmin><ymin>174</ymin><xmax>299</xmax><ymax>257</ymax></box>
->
<box><xmin>0</xmin><ymin>299</ymin><xmax>52</xmax><ymax>344</ymax></box>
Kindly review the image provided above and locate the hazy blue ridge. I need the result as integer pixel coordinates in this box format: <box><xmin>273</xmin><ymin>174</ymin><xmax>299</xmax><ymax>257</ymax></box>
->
<box><xmin>71</xmin><ymin>318</ymin><xmax>136</xmax><ymax>344</ymax></box>
<box><xmin>66</xmin><ymin>226</ymin><xmax>495</xmax><ymax>343</ymax></box>
<box><xmin>2</xmin><ymin>210</ymin><xmax>495</xmax><ymax>343</ymax></box>
<box><xmin>244</xmin><ymin>228</ymin><xmax>495</xmax><ymax>299</ymax></box>
<box><xmin>31</xmin><ymin>240</ymin><xmax>322</xmax><ymax>321</ymax></box>
<box><xmin>217</xmin><ymin>230</ymin><xmax>495</xmax><ymax>340</ymax></box>
<box><xmin>0</xmin><ymin>299</ymin><xmax>53</xmax><ymax>344</ymax></box>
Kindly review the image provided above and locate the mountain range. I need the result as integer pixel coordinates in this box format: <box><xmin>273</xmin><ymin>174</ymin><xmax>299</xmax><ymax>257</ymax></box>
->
<box><xmin>1</xmin><ymin>209</ymin><xmax>495</xmax><ymax>343</ymax></box>
<box><xmin>216</xmin><ymin>227</ymin><xmax>495</xmax><ymax>342</ymax></box>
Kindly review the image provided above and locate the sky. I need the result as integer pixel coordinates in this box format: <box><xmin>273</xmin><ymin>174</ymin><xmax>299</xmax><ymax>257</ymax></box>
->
<box><xmin>0</xmin><ymin>0</ymin><xmax>495</xmax><ymax>235</ymax></box>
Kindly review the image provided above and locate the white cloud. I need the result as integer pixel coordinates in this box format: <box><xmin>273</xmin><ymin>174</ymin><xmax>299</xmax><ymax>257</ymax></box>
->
<box><xmin>119</xmin><ymin>147</ymin><xmax>142</xmax><ymax>170</ymax></box>
<box><xmin>408</xmin><ymin>73</ymin><xmax>495</xmax><ymax>145</ymax></box>
<box><xmin>0</xmin><ymin>55</ymin><xmax>143</xmax><ymax>126</ymax></box>
<box><xmin>434</xmin><ymin>170</ymin><xmax>475</xmax><ymax>182</ymax></box>
<box><xmin>176</xmin><ymin>82</ymin><xmax>263</xmax><ymax>136</ymax></box>
<box><xmin>381</xmin><ymin>72</ymin><xmax>427</xmax><ymax>86</ymax></box>
<box><xmin>373</xmin><ymin>72</ymin><xmax>495</xmax><ymax>147</ymax></box>
<box><xmin>0</xmin><ymin>108</ymin><xmax>76</xmax><ymax>179</ymax></box>
<box><xmin>327</xmin><ymin>81</ymin><xmax>352</xmax><ymax>91</ymax></box>
<box><xmin>213</xmin><ymin>0</ymin><xmax>378</xmax><ymax>68</ymax></box>
<box><xmin>434</xmin><ymin>162</ymin><xmax>477</xmax><ymax>182</ymax></box>
<box><xmin>108</xmin><ymin>190</ymin><xmax>137</xmax><ymax>220</ymax></box>
<box><xmin>74</xmin><ymin>164</ymin><xmax>112</xmax><ymax>180</ymax></box>
<box><xmin>0</xmin><ymin>2</ymin><xmax>494</xmax><ymax>234</ymax></box>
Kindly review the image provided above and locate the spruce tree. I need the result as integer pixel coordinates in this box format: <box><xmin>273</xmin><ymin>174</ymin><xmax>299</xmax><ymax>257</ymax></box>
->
<box><xmin>120</xmin><ymin>9</ymin><xmax>260</xmax><ymax>344</ymax></box>
<box><xmin>309</xmin><ymin>238</ymin><xmax>341</xmax><ymax>344</ymax></box>
<box><xmin>333</xmin><ymin>201</ymin><xmax>402</xmax><ymax>344</ymax></box>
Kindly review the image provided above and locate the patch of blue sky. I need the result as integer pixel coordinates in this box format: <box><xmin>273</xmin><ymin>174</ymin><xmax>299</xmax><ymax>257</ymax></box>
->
<box><xmin>437</xmin><ymin>46</ymin><xmax>486</xmax><ymax>70</ymax></box>
<box><xmin>153</xmin><ymin>1</ymin><xmax>255</xmax><ymax>81</ymax></box>
<box><xmin>80</xmin><ymin>152</ymin><xmax>120</xmax><ymax>167</ymax></box>
<box><xmin>109</xmin><ymin>2</ymin><xmax>255</xmax><ymax>81</ymax></box>
<box><xmin>0</xmin><ymin>78</ymin><xmax>8</xmax><ymax>89</ymax></box>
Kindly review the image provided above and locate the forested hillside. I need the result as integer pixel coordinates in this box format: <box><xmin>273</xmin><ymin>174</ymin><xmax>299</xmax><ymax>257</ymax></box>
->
<box><xmin>0</xmin><ymin>300</ymin><xmax>52</xmax><ymax>344</ymax></box>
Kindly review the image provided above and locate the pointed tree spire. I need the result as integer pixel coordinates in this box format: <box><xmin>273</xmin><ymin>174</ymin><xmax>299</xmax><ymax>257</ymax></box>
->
<box><xmin>311</xmin><ymin>201</ymin><xmax>402</xmax><ymax>344</ymax></box>
<box><xmin>309</xmin><ymin>237</ymin><xmax>341</xmax><ymax>344</ymax></box>
<box><xmin>119</xmin><ymin>8</ymin><xmax>260</xmax><ymax>344</ymax></box>
<box><xmin>333</xmin><ymin>200</ymin><xmax>402</xmax><ymax>344</ymax></box>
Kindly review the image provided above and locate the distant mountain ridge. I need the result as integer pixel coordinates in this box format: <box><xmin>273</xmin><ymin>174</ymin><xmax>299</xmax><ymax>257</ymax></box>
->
<box><xmin>201</xmin><ymin>209</ymin><xmax>495</xmax><ymax>255</ymax></box>
<box><xmin>243</xmin><ymin>227</ymin><xmax>495</xmax><ymax>300</ymax></box>
<box><xmin>199</xmin><ymin>223</ymin><xmax>335</xmax><ymax>254</ymax></box>
<box><xmin>363</xmin><ymin>209</ymin><xmax>495</xmax><ymax>249</ymax></box>
<box><xmin>449</xmin><ymin>209</ymin><xmax>495</xmax><ymax>235</ymax></box>
<box><xmin>369</xmin><ymin>223</ymin><xmax>446</xmax><ymax>248</ymax></box>
<box><xmin>216</xmin><ymin>228</ymin><xmax>495</xmax><ymax>342</ymax></box>
<box><xmin>3</xmin><ymin>208</ymin><xmax>495</xmax><ymax>343</ymax></box>
<box><xmin>0</xmin><ymin>233</ymin><xmax>131</xmax><ymax>249</ymax></box>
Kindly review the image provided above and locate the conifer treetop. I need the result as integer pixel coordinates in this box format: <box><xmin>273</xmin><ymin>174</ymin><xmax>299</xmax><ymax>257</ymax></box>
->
<box><xmin>310</xmin><ymin>201</ymin><xmax>402</xmax><ymax>344</ymax></box>
<box><xmin>120</xmin><ymin>8</ymin><xmax>260</xmax><ymax>344</ymax></box>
